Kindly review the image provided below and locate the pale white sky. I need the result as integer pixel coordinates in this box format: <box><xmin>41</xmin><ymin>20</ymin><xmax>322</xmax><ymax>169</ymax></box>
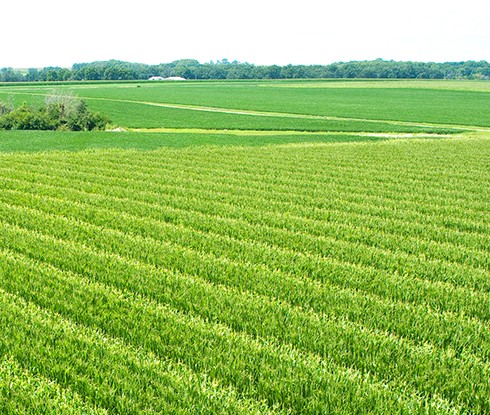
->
<box><xmin>2</xmin><ymin>0</ymin><xmax>488</xmax><ymax>68</ymax></box>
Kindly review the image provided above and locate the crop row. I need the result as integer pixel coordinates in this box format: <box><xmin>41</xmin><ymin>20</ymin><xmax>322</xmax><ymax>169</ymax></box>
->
<box><xmin>0</xmin><ymin>288</ymin><xmax>275</xmax><ymax>415</ymax></box>
<box><xmin>1</xmin><ymin>183</ymin><xmax>488</xmax><ymax>316</ymax></box>
<box><xmin>1</xmin><ymin>252</ymin><xmax>452</xmax><ymax>415</ymax></box>
<box><xmin>0</xmin><ymin>238</ymin><xmax>481</xmax><ymax>414</ymax></box>
<box><xmin>1</xmin><ymin>175</ymin><xmax>487</xmax><ymax>277</ymax></box>
<box><xmin>0</xmin><ymin>198</ymin><xmax>489</xmax><ymax>412</ymax></box>
<box><xmin>0</xmin><ymin>355</ymin><xmax>106</xmax><ymax>415</ymax></box>
<box><xmin>2</xmin><ymin>161</ymin><xmax>486</xmax><ymax>265</ymax></box>
<box><xmin>1</xmin><ymin>195</ymin><xmax>488</xmax><ymax>355</ymax></box>
<box><xmin>1</xmin><ymin>175</ymin><xmax>488</xmax><ymax>315</ymax></box>
<box><xmin>1</xmin><ymin>158</ymin><xmax>488</xmax><ymax>282</ymax></box>
<box><xmin>4</xmin><ymin>144</ymin><xmax>488</xmax><ymax>232</ymax></box>
<box><xmin>2</xmin><ymin>149</ymin><xmax>488</xmax><ymax>243</ymax></box>
<box><xmin>1</xmin><ymin>137</ymin><xmax>488</xmax><ymax>413</ymax></box>
<box><xmin>7</xmin><ymin>141</ymin><xmax>488</xmax><ymax>208</ymax></box>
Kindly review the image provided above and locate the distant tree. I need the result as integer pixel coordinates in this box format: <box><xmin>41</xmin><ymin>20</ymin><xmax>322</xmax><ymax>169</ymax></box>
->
<box><xmin>264</xmin><ymin>65</ymin><xmax>281</xmax><ymax>79</ymax></box>
<box><xmin>1</xmin><ymin>59</ymin><xmax>490</xmax><ymax>82</ymax></box>
<box><xmin>0</xmin><ymin>67</ymin><xmax>23</xmax><ymax>82</ymax></box>
<box><xmin>25</xmin><ymin>68</ymin><xmax>40</xmax><ymax>81</ymax></box>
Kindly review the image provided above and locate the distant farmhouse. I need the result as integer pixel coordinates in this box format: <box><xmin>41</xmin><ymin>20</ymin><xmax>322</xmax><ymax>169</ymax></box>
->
<box><xmin>148</xmin><ymin>76</ymin><xmax>186</xmax><ymax>81</ymax></box>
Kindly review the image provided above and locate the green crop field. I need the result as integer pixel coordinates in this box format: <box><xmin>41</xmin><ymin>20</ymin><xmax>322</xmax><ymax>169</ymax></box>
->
<box><xmin>0</xmin><ymin>79</ymin><xmax>489</xmax><ymax>414</ymax></box>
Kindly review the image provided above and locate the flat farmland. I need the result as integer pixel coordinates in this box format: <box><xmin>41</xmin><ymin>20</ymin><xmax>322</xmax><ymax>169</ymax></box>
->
<box><xmin>0</xmin><ymin>79</ymin><xmax>489</xmax><ymax>414</ymax></box>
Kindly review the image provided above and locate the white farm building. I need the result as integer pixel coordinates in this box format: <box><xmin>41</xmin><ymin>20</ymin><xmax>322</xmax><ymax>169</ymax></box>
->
<box><xmin>148</xmin><ymin>76</ymin><xmax>186</xmax><ymax>81</ymax></box>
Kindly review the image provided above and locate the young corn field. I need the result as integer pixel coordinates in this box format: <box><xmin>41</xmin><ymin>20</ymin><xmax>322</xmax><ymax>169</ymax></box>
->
<box><xmin>0</xmin><ymin>80</ymin><xmax>489</xmax><ymax>414</ymax></box>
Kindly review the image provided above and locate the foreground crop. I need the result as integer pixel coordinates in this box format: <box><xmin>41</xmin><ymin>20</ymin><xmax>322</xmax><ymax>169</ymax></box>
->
<box><xmin>0</xmin><ymin>137</ymin><xmax>488</xmax><ymax>414</ymax></box>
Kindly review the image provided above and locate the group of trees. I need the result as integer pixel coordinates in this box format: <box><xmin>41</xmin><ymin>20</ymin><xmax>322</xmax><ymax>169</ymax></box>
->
<box><xmin>0</xmin><ymin>92</ymin><xmax>110</xmax><ymax>131</ymax></box>
<box><xmin>1</xmin><ymin>59</ymin><xmax>490</xmax><ymax>82</ymax></box>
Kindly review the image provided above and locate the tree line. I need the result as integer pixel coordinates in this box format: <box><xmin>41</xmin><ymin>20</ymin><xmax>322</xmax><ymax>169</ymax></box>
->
<box><xmin>1</xmin><ymin>59</ymin><xmax>489</xmax><ymax>82</ymax></box>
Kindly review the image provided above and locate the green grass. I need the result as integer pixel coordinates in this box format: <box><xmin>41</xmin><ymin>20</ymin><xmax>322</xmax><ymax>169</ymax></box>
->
<box><xmin>0</xmin><ymin>130</ymin><xmax>450</xmax><ymax>153</ymax></box>
<box><xmin>0</xmin><ymin>79</ymin><xmax>489</xmax><ymax>414</ymax></box>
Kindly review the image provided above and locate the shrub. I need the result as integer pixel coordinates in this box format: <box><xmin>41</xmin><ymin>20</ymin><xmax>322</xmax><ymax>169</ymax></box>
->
<box><xmin>0</xmin><ymin>92</ymin><xmax>111</xmax><ymax>131</ymax></box>
<box><xmin>0</xmin><ymin>104</ymin><xmax>55</xmax><ymax>130</ymax></box>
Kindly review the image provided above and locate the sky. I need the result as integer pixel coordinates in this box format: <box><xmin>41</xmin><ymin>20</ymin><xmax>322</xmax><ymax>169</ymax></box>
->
<box><xmin>2</xmin><ymin>0</ymin><xmax>489</xmax><ymax>68</ymax></box>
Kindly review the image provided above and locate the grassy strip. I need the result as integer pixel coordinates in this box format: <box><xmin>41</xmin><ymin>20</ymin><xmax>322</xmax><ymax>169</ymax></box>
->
<box><xmin>0</xmin><ymin>130</ymin><xmax>394</xmax><ymax>153</ymax></box>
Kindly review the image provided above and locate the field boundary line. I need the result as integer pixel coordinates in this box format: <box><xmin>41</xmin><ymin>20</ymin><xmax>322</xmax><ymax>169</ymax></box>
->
<box><xmin>127</xmin><ymin>127</ymin><xmax>455</xmax><ymax>138</ymax></box>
